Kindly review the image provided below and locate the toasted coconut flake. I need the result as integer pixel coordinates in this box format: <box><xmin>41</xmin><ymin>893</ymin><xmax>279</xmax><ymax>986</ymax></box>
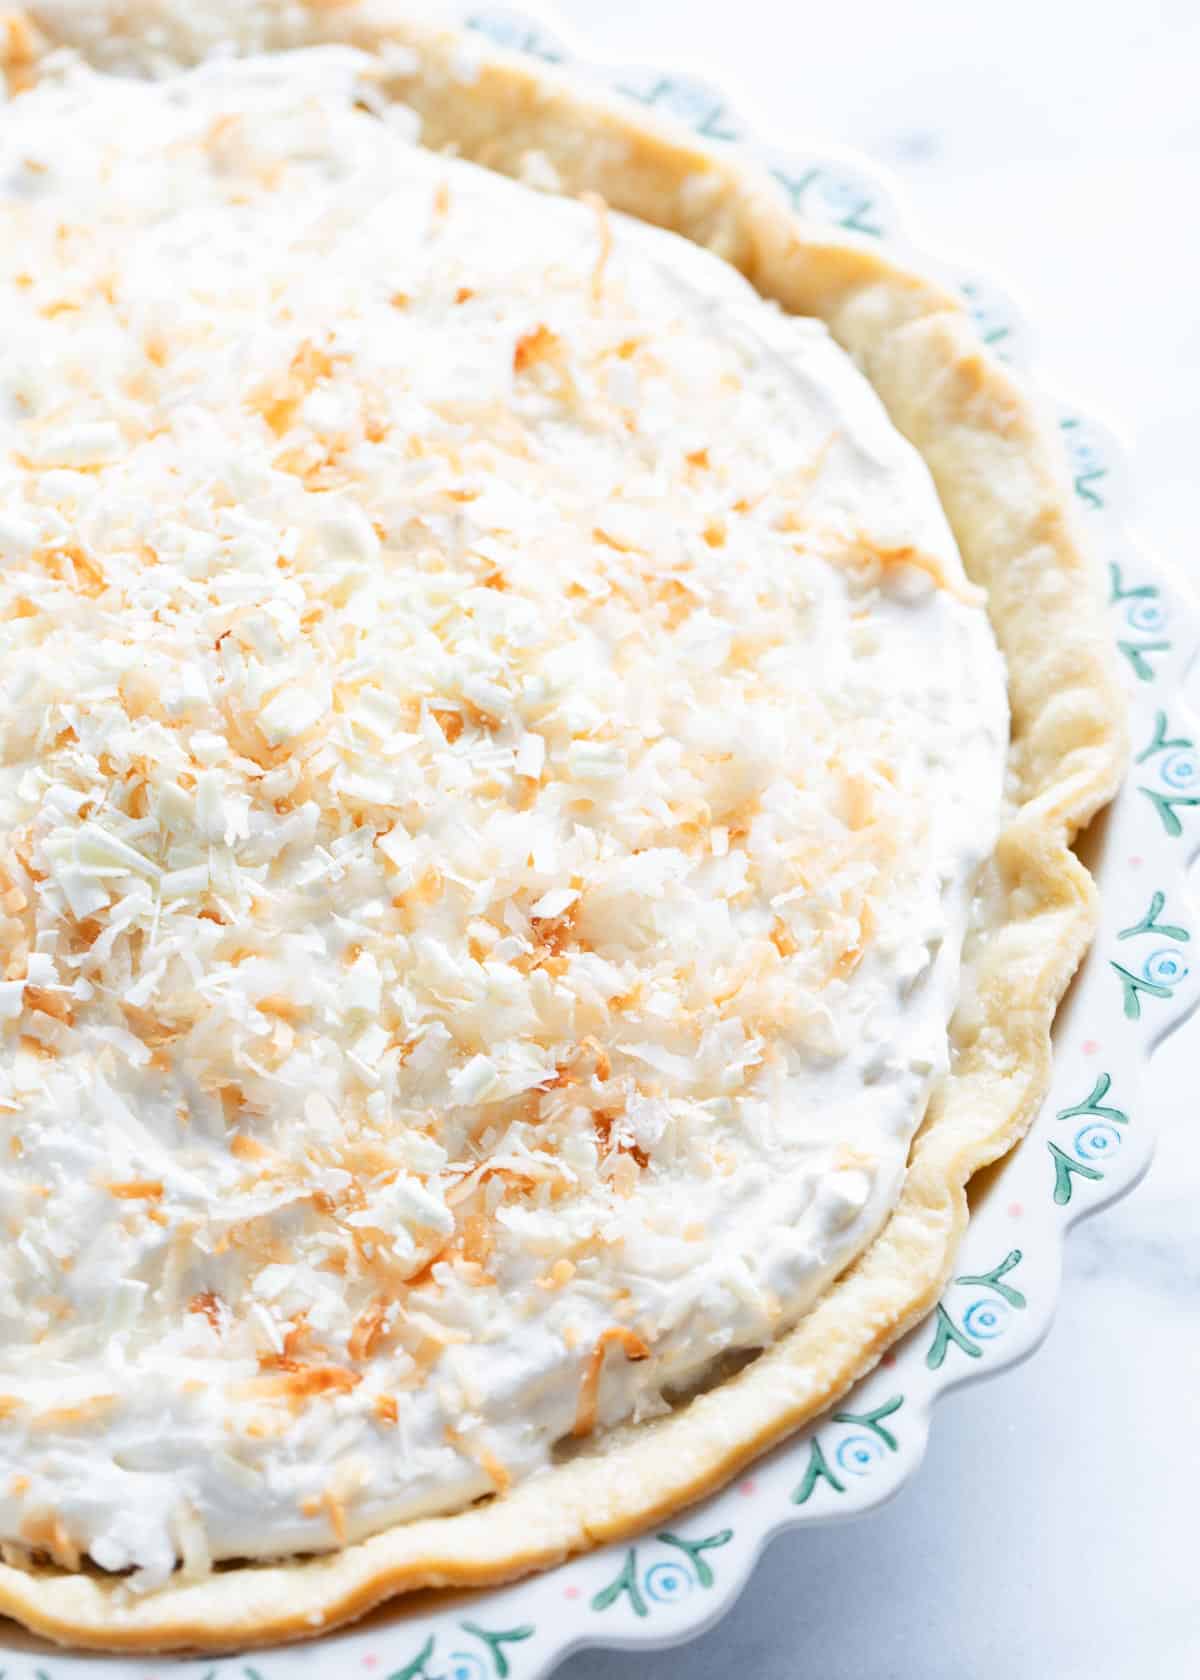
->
<box><xmin>244</xmin><ymin>1365</ymin><xmax>362</xmax><ymax>1407</ymax></box>
<box><xmin>105</xmin><ymin>1178</ymin><xmax>164</xmax><ymax>1201</ymax></box>
<box><xmin>29</xmin><ymin>1394</ymin><xmax>118</xmax><ymax>1432</ymax></box>
<box><xmin>446</xmin><ymin>1425</ymin><xmax>512</xmax><ymax>1493</ymax></box>
<box><xmin>348</xmin><ymin>1297</ymin><xmax>390</xmax><ymax>1361</ymax></box>
<box><xmin>580</xmin><ymin>191</ymin><xmax>613</xmax><ymax>303</ymax></box>
<box><xmin>573</xmin><ymin>1326</ymin><xmax>651</xmax><ymax>1437</ymax></box>
<box><xmin>189</xmin><ymin>1290</ymin><xmax>224</xmax><ymax>1332</ymax></box>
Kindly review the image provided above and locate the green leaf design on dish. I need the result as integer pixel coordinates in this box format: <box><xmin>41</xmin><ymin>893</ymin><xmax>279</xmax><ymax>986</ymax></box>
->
<box><xmin>1138</xmin><ymin>786</ymin><xmax>1200</xmax><ymax>839</ymax></box>
<box><xmin>656</xmin><ymin>1528</ymin><xmax>733</xmax><ymax>1587</ymax></box>
<box><xmin>1109</xmin><ymin>561</ymin><xmax>1158</xmax><ymax>604</ymax></box>
<box><xmin>1119</xmin><ymin>640</ymin><xmax>1170</xmax><ymax>682</ymax></box>
<box><xmin>591</xmin><ymin>1547</ymin><xmax>647</xmax><ymax>1617</ymax></box>
<box><xmin>1048</xmin><ymin>1140</ymin><xmax>1104</xmax><ymax>1205</ymax></box>
<box><xmin>1056</xmin><ymin>1072</ymin><xmax>1128</xmax><ymax>1127</ymax></box>
<box><xmin>388</xmin><ymin>1635</ymin><xmax>438</xmax><ymax>1680</ymax></box>
<box><xmin>591</xmin><ymin>1528</ymin><xmax>732</xmax><ymax>1617</ymax></box>
<box><xmin>1135</xmin><ymin>710</ymin><xmax>1192</xmax><ymax>763</ymax></box>
<box><xmin>1118</xmin><ymin>892</ymin><xmax>1189</xmax><ymax>944</ymax></box>
<box><xmin>831</xmin><ymin>1394</ymin><xmax>904</xmax><ymax>1451</ymax></box>
<box><xmin>926</xmin><ymin>1251</ymin><xmax>1027</xmax><ymax>1368</ymax></box>
<box><xmin>1110</xmin><ymin>959</ymin><xmax>1174</xmax><ymax>1018</ymax></box>
<box><xmin>459</xmin><ymin>1621</ymin><xmax>536</xmax><ymax>1678</ymax></box>
<box><xmin>925</xmin><ymin>1301</ymin><xmax>983</xmax><ymax>1370</ymax></box>
<box><xmin>954</xmin><ymin>1248</ymin><xmax>1026</xmax><ymax>1309</ymax></box>
<box><xmin>791</xmin><ymin>1433</ymin><xmax>846</xmax><ymax>1503</ymax></box>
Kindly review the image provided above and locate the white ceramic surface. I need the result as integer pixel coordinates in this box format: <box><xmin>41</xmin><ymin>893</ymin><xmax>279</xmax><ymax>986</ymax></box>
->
<box><xmin>1</xmin><ymin>6</ymin><xmax>1194</xmax><ymax>1676</ymax></box>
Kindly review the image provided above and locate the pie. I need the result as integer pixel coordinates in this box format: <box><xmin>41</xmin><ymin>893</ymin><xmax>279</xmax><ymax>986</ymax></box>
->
<box><xmin>0</xmin><ymin>1</ymin><xmax>1125</xmax><ymax>1653</ymax></box>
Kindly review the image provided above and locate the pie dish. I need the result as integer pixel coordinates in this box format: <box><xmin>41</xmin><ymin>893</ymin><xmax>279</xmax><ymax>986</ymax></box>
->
<box><xmin>0</xmin><ymin>0</ymin><xmax>1126</xmax><ymax>1654</ymax></box>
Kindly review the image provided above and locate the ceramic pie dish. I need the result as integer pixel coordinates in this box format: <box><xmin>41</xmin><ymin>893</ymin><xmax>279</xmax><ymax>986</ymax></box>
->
<box><xmin>0</xmin><ymin>4</ymin><xmax>1190</xmax><ymax>1673</ymax></box>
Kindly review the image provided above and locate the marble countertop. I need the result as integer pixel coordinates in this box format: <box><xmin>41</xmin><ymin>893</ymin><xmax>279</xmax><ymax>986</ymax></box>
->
<box><xmin>543</xmin><ymin>2</ymin><xmax>1200</xmax><ymax>1675</ymax></box>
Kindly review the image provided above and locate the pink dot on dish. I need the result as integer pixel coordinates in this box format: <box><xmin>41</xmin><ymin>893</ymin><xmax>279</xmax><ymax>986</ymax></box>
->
<box><xmin>565</xmin><ymin>1584</ymin><xmax>581</xmax><ymax>1600</ymax></box>
<box><xmin>1082</xmin><ymin>1039</ymin><xmax>1099</xmax><ymax>1055</ymax></box>
<box><xmin>1008</xmin><ymin>1201</ymin><xmax>1024</xmax><ymax>1218</ymax></box>
<box><xmin>1129</xmin><ymin>855</ymin><xmax>1143</xmax><ymax>868</ymax></box>
<box><xmin>739</xmin><ymin>1478</ymin><xmax>757</xmax><ymax>1496</ymax></box>
<box><xmin>362</xmin><ymin>1658</ymin><xmax>379</xmax><ymax>1671</ymax></box>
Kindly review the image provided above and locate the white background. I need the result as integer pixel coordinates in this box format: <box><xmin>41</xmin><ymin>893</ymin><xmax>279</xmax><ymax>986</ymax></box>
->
<box><xmin>542</xmin><ymin>2</ymin><xmax>1200</xmax><ymax>1676</ymax></box>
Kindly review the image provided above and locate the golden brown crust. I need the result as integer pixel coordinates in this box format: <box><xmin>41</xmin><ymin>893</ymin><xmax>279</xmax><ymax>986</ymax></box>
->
<box><xmin>0</xmin><ymin>1</ymin><xmax>1126</xmax><ymax>1650</ymax></box>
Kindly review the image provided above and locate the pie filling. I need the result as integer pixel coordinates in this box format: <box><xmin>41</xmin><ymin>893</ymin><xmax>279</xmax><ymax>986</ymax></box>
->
<box><xmin>0</xmin><ymin>47</ymin><xmax>1007</xmax><ymax>1585</ymax></box>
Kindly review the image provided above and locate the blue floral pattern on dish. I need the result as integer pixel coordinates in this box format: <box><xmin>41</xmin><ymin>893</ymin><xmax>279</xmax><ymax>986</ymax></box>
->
<box><xmin>592</xmin><ymin>1530</ymin><xmax>734</xmax><ymax>1619</ymax></box>
<box><xmin>1110</xmin><ymin>561</ymin><xmax>1172</xmax><ymax>681</ymax></box>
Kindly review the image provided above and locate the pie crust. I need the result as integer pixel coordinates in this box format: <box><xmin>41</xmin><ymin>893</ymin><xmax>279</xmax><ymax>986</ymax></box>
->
<box><xmin>0</xmin><ymin>1</ymin><xmax>1126</xmax><ymax>1651</ymax></box>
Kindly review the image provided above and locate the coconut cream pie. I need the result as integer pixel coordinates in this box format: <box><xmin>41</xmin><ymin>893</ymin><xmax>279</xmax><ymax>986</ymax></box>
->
<box><xmin>0</xmin><ymin>1</ymin><xmax>1124</xmax><ymax>1653</ymax></box>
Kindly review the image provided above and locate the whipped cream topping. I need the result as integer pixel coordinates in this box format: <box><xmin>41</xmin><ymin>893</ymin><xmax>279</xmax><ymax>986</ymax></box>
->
<box><xmin>0</xmin><ymin>47</ymin><xmax>1008</xmax><ymax>1585</ymax></box>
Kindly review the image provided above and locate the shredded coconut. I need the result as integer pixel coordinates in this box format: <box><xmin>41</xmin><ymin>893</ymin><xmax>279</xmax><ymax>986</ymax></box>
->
<box><xmin>0</xmin><ymin>44</ymin><xmax>1007</xmax><ymax>1583</ymax></box>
